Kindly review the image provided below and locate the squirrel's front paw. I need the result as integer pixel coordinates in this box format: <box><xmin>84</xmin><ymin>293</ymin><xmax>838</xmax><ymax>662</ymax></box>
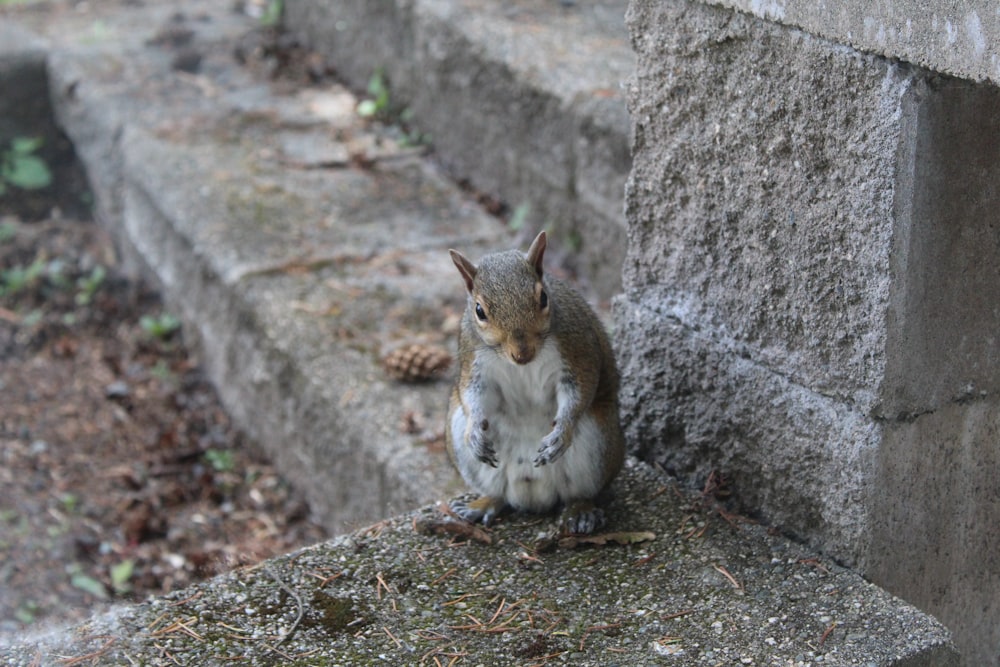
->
<box><xmin>451</xmin><ymin>495</ymin><xmax>505</xmax><ymax>526</ymax></box>
<box><xmin>469</xmin><ymin>421</ymin><xmax>498</xmax><ymax>467</ymax></box>
<box><xmin>534</xmin><ymin>428</ymin><xmax>569</xmax><ymax>466</ymax></box>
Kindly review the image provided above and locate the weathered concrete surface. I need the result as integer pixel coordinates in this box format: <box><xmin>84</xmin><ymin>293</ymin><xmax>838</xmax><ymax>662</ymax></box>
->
<box><xmin>0</xmin><ymin>0</ymin><xmax>964</xmax><ymax>663</ymax></box>
<box><xmin>709</xmin><ymin>0</ymin><xmax>1000</xmax><ymax>86</ymax></box>
<box><xmin>872</xmin><ymin>77</ymin><xmax>1000</xmax><ymax>665</ymax></box>
<box><xmin>6</xmin><ymin>0</ymin><xmax>504</xmax><ymax>534</ymax></box>
<box><xmin>620</xmin><ymin>0</ymin><xmax>1000</xmax><ymax>663</ymax></box>
<box><xmin>285</xmin><ymin>0</ymin><xmax>634</xmax><ymax>299</ymax></box>
<box><xmin>620</xmin><ymin>0</ymin><xmax>910</xmax><ymax>555</ymax></box>
<box><xmin>0</xmin><ymin>461</ymin><xmax>959</xmax><ymax>666</ymax></box>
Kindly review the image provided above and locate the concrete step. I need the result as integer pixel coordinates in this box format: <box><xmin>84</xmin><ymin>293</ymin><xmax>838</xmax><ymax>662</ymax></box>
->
<box><xmin>8</xmin><ymin>0</ymin><xmax>505</xmax><ymax>535</ymax></box>
<box><xmin>0</xmin><ymin>1</ymin><xmax>959</xmax><ymax>664</ymax></box>
<box><xmin>286</xmin><ymin>0</ymin><xmax>634</xmax><ymax>299</ymax></box>
<box><xmin>2</xmin><ymin>461</ymin><xmax>958</xmax><ymax>665</ymax></box>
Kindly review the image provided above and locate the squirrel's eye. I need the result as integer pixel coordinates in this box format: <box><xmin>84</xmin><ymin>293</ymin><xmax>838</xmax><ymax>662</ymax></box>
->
<box><xmin>539</xmin><ymin>289</ymin><xmax>548</xmax><ymax>310</ymax></box>
<box><xmin>475</xmin><ymin>303</ymin><xmax>487</xmax><ymax>321</ymax></box>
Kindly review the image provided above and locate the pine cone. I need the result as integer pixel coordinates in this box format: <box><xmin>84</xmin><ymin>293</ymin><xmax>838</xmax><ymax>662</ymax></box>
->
<box><xmin>382</xmin><ymin>343</ymin><xmax>452</xmax><ymax>383</ymax></box>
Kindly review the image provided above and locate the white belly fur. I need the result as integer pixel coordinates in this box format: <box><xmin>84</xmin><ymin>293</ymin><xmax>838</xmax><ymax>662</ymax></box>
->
<box><xmin>450</xmin><ymin>341</ymin><xmax>606</xmax><ymax>513</ymax></box>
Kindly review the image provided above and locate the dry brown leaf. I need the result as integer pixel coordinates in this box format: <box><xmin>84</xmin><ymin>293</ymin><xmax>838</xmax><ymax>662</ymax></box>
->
<box><xmin>558</xmin><ymin>531</ymin><xmax>657</xmax><ymax>549</ymax></box>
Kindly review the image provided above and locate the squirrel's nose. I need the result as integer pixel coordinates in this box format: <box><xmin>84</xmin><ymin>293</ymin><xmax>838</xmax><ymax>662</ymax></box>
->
<box><xmin>509</xmin><ymin>340</ymin><xmax>534</xmax><ymax>365</ymax></box>
<box><xmin>512</xmin><ymin>350</ymin><xmax>533</xmax><ymax>365</ymax></box>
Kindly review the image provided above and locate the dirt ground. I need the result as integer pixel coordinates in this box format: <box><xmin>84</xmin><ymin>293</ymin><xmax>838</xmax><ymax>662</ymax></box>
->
<box><xmin>0</xmin><ymin>214</ymin><xmax>328</xmax><ymax>637</ymax></box>
<box><xmin>0</xmin><ymin>4</ymin><xmax>350</xmax><ymax>639</ymax></box>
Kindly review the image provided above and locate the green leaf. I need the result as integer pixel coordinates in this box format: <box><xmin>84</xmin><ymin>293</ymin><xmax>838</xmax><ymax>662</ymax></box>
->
<box><xmin>356</xmin><ymin>99</ymin><xmax>378</xmax><ymax>118</ymax></box>
<box><xmin>6</xmin><ymin>154</ymin><xmax>53</xmax><ymax>190</ymax></box>
<box><xmin>508</xmin><ymin>202</ymin><xmax>531</xmax><ymax>231</ymax></box>
<box><xmin>71</xmin><ymin>572</ymin><xmax>109</xmax><ymax>599</ymax></box>
<box><xmin>260</xmin><ymin>0</ymin><xmax>282</xmax><ymax>26</ymax></box>
<box><xmin>140</xmin><ymin>312</ymin><xmax>181</xmax><ymax>339</ymax></box>
<box><xmin>204</xmin><ymin>448</ymin><xmax>235</xmax><ymax>472</ymax></box>
<box><xmin>0</xmin><ymin>221</ymin><xmax>15</xmax><ymax>243</ymax></box>
<box><xmin>367</xmin><ymin>69</ymin><xmax>386</xmax><ymax>98</ymax></box>
<box><xmin>10</xmin><ymin>136</ymin><xmax>43</xmax><ymax>154</ymax></box>
<box><xmin>14</xmin><ymin>602</ymin><xmax>38</xmax><ymax>624</ymax></box>
<box><xmin>59</xmin><ymin>493</ymin><xmax>79</xmax><ymax>513</ymax></box>
<box><xmin>110</xmin><ymin>559</ymin><xmax>135</xmax><ymax>593</ymax></box>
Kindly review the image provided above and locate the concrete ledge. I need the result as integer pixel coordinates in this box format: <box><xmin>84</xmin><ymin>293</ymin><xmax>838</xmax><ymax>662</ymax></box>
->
<box><xmin>708</xmin><ymin>0</ymin><xmax>1000</xmax><ymax>86</ymax></box>
<box><xmin>285</xmin><ymin>0</ymin><xmax>635</xmax><ymax>298</ymax></box>
<box><xmin>0</xmin><ymin>0</ymin><xmax>961</xmax><ymax>663</ymax></box>
<box><xmin>0</xmin><ymin>461</ymin><xmax>959</xmax><ymax>665</ymax></box>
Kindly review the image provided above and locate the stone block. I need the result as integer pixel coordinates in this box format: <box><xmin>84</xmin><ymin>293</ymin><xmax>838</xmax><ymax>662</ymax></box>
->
<box><xmin>620</xmin><ymin>0</ymin><xmax>1000</xmax><ymax>662</ymax></box>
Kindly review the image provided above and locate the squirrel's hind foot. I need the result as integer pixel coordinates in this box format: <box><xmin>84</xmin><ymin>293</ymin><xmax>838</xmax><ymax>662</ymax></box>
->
<box><xmin>450</xmin><ymin>495</ymin><xmax>506</xmax><ymax>527</ymax></box>
<box><xmin>561</xmin><ymin>501</ymin><xmax>606</xmax><ymax>535</ymax></box>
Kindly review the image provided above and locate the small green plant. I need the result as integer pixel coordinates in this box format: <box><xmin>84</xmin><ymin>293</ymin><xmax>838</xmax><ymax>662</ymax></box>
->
<box><xmin>0</xmin><ymin>221</ymin><xmax>16</xmax><ymax>244</ymax></box>
<box><xmin>507</xmin><ymin>202</ymin><xmax>532</xmax><ymax>231</ymax></box>
<box><xmin>75</xmin><ymin>265</ymin><xmax>106</xmax><ymax>305</ymax></box>
<box><xmin>110</xmin><ymin>559</ymin><xmax>135</xmax><ymax>594</ymax></box>
<box><xmin>82</xmin><ymin>19</ymin><xmax>113</xmax><ymax>44</ymax></box>
<box><xmin>44</xmin><ymin>258</ymin><xmax>71</xmax><ymax>291</ymax></box>
<box><xmin>149</xmin><ymin>358</ymin><xmax>175</xmax><ymax>382</ymax></box>
<box><xmin>259</xmin><ymin>0</ymin><xmax>283</xmax><ymax>26</ymax></box>
<box><xmin>0</xmin><ymin>137</ymin><xmax>52</xmax><ymax>195</ymax></box>
<box><xmin>140</xmin><ymin>312</ymin><xmax>181</xmax><ymax>340</ymax></box>
<box><xmin>356</xmin><ymin>68</ymin><xmax>391</xmax><ymax>119</ymax></box>
<box><xmin>204</xmin><ymin>448</ymin><xmax>235</xmax><ymax>473</ymax></box>
<box><xmin>14</xmin><ymin>601</ymin><xmax>39</xmax><ymax>625</ymax></box>
<box><xmin>0</xmin><ymin>257</ymin><xmax>47</xmax><ymax>296</ymax></box>
<box><xmin>59</xmin><ymin>493</ymin><xmax>79</xmax><ymax>514</ymax></box>
<box><xmin>565</xmin><ymin>228</ymin><xmax>583</xmax><ymax>252</ymax></box>
<box><xmin>70</xmin><ymin>569</ymin><xmax>108</xmax><ymax>600</ymax></box>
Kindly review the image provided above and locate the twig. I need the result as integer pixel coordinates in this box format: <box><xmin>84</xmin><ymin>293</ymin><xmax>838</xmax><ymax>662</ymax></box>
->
<box><xmin>307</xmin><ymin>568</ymin><xmax>344</xmax><ymax>586</ymax></box>
<box><xmin>487</xmin><ymin>598</ymin><xmax>508</xmax><ymax>624</ymax></box>
<box><xmin>819</xmin><ymin>622</ymin><xmax>837</xmax><ymax>646</ymax></box>
<box><xmin>262</xmin><ymin>642</ymin><xmax>296</xmax><ymax>662</ymax></box>
<box><xmin>375</xmin><ymin>571</ymin><xmax>393</xmax><ymax>600</ymax></box>
<box><xmin>441</xmin><ymin>592</ymin><xmax>481</xmax><ymax>607</ymax></box>
<box><xmin>798</xmin><ymin>557</ymin><xmax>831</xmax><ymax>575</ymax></box>
<box><xmin>263</xmin><ymin>563</ymin><xmax>304</xmax><ymax>646</ymax></box>
<box><xmin>527</xmin><ymin>650</ymin><xmax>568</xmax><ymax>665</ymax></box>
<box><xmin>146</xmin><ymin>612</ymin><xmax>169</xmax><ymax>633</ymax></box>
<box><xmin>148</xmin><ymin>618</ymin><xmax>203</xmax><ymax>641</ymax></box>
<box><xmin>431</xmin><ymin>567</ymin><xmax>457</xmax><ymax>585</ymax></box>
<box><xmin>632</xmin><ymin>552</ymin><xmax>656</xmax><ymax>567</ymax></box>
<box><xmin>414</xmin><ymin>516</ymin><xmax>493</xmax><ymax>545</ymax></box>
<box><xmin>153</xmin><ymin>643</ymin><xmax>183</xmax><ymax>666</ymax></box>
<box><xmin>713</xmin><ymin>564</ymin><xmax>742</xmax><ymax>590</ymax></box>
<box><xmin>383</xmin><ymin>626</ymin><xmax>403</xmax><ymax>648</ymax></box>
<box><xmin>168</xmin><ymin>591</ymin><xmax>203</xmax><ymax>607</ymax></box>
<box><xmin>57</xmin><ymin>638</ymin><xmax>116</xmax><ymax>666</ymax></box>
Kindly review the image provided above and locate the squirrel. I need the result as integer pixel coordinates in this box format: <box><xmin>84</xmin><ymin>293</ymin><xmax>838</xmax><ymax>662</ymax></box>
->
<box><xmin>445</xmin><ymin>231</ymin><xmax>625</xmax><ymax>534</ymax></box>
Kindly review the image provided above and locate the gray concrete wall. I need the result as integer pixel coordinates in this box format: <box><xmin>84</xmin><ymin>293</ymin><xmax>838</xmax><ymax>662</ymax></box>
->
<box><xmin>285</xmin><ymin>0</ymin><xmax>634</xmax><ymax>299</ymax></box>
<box><xmin>710</xmin><ymin>0</ymin><xmax>1000</xmax><ymax>86</ymax></box>
<box><xmin>873</xmin><ymin>78</ymin><xmax>1000</xmax><ymax>665</ymax></box>
<box><xmin>620</xmin><ymin>0</ymin><xmax>1000</xmax><ymax>664</ymax></box>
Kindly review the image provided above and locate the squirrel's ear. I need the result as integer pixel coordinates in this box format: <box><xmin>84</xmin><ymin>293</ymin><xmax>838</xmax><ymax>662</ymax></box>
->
<box><xmin>450</xmin><ymin>249</ymin><xmax>477</xmax><ymax>294</ymax></box>
<box><xmin>526</xmin><ymin>231</ymin><xmax>546</xmax><ymax>278</ymax></box>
